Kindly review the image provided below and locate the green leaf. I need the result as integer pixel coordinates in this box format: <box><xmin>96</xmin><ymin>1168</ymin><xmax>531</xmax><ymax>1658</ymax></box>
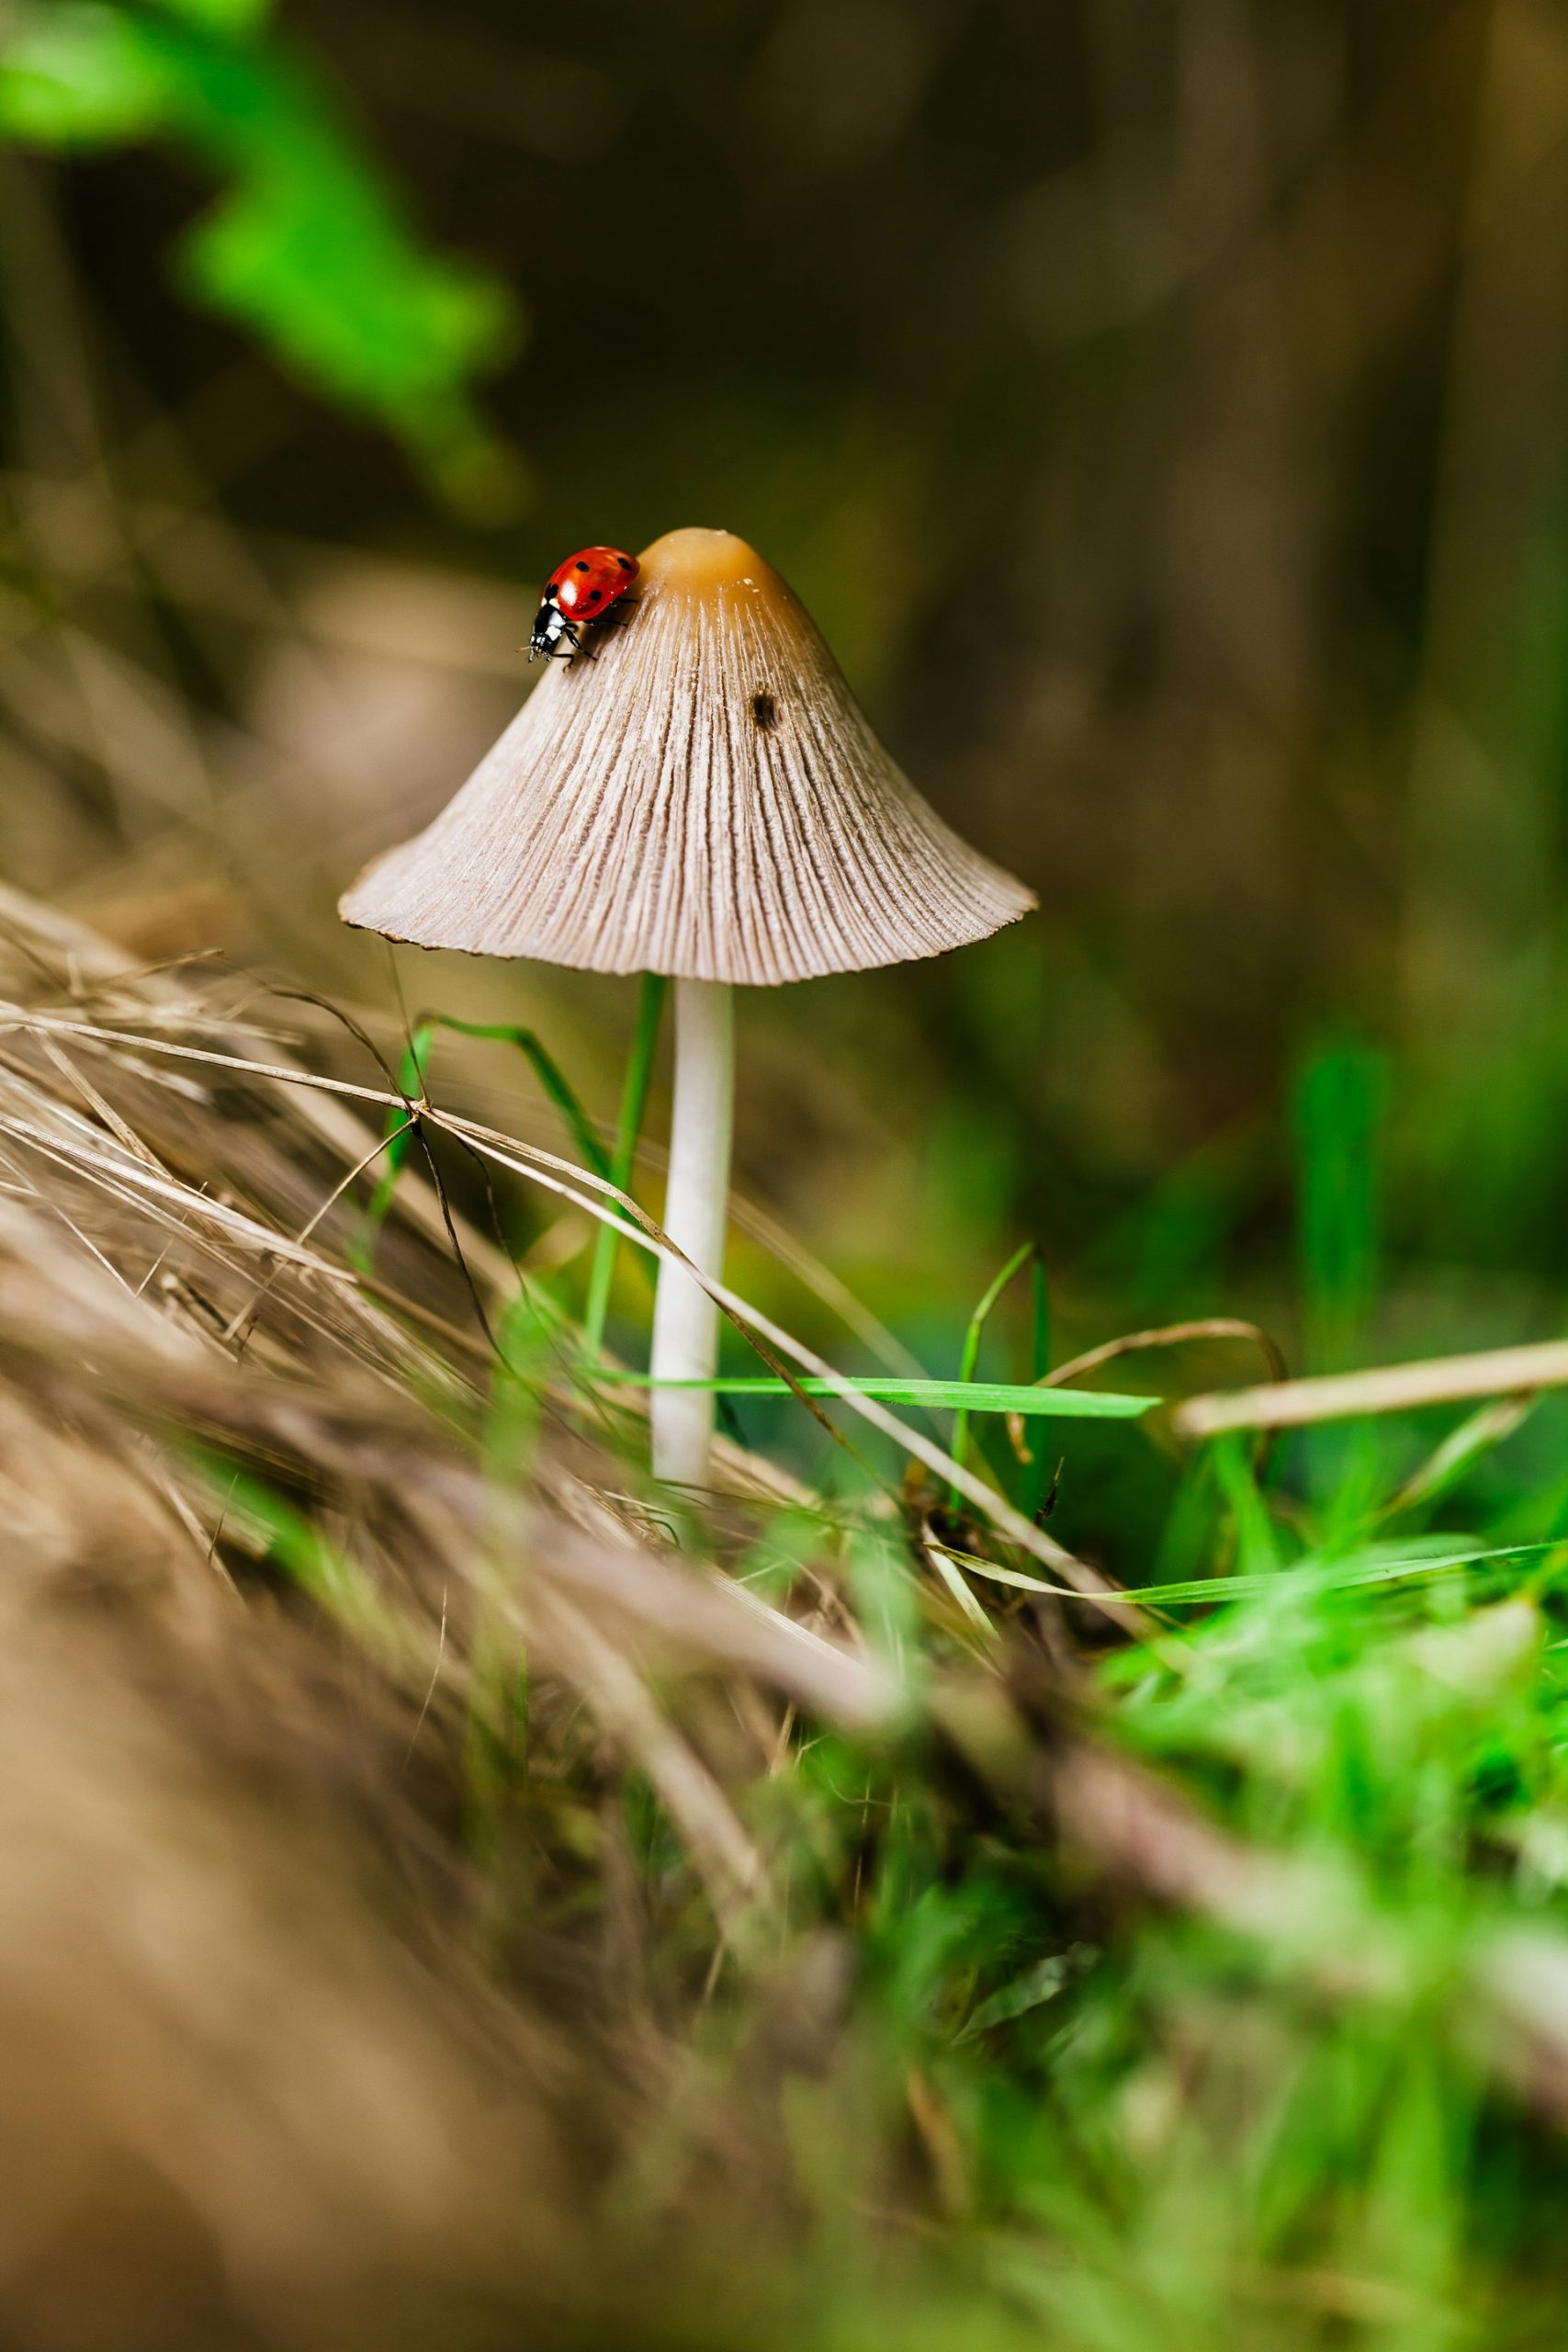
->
<box><xmin>0</xmin><ymin>4</ymin><xmax>521</xmax><ymax>499</ymax></box>
<box><xmin>0</xmin><ymin>5</ymin><xmax>172</xmax><ymax>143</ymax></box>
<box><xmin>150</xmin><ymin>0</ymin><xmax>274</xmax><ymax>31</ymax></box>
<box><xmin>161</xmin><ymin>38</ymin><xmax>516</xmax><ymax>431</ymax></box>
<box><xmin>177</xmin><ymin>153</ymin><xmax>512</xmax><ymax>417</ymax></box>
<box><xmin>955</xmin><ymin>1951</ymin><xmax>1078</xmax><ymax>2041</ymax></box>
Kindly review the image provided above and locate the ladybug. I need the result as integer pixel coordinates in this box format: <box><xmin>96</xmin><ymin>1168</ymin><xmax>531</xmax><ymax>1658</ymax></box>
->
<box><xmin>528</xmin><ymin>545</ymin><xmax>639</xmax><ymax>662</ymax></box>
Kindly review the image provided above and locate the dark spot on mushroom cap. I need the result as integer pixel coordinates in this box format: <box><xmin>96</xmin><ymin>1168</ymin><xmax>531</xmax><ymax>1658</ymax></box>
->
<box><xmin>751</xmin><ymin>690</ymin><xmax>778</xmax><ymax>730</ymax></box>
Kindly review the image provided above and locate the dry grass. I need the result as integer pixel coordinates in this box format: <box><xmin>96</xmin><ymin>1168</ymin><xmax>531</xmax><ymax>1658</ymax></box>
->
<box><xmin>0</xmin><ymin>878</ymin><xmax>902</xmax><ymax>2346</ymax></box>
<box><xmin>9</xmin><ymin>876</ymin><xmax>1568</xmax><ymax>2348</ymax></box>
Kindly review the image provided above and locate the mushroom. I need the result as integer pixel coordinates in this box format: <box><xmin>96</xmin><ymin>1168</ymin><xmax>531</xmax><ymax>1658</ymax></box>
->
<box><xmin>340</xmin><ymin>526</ymin><xmax>1035</xmax><ymax>1487</ymax></box>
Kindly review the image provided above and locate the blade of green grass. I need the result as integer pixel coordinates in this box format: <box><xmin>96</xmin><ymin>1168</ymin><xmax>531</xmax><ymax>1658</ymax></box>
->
<box><xmin>348</xmin><ymin>1017</ymin><xmax>433</xmax><ymax>1271</ymax></box>
<box><xmin>424</xmin><ymin>1014</ymin><xmax>612</xmax><ymax>1180</ymax></box>
<box><xmin>1292</xmin><ymin>1038</ymin><xmax>1388</xmax><ymax>1532</ymax></box>
<box><xmin>593</xmin><ymin>1374</ymin><xmax>1153</xmax><ymax>1418</ymax></box>
<box><xmin>1031</xmin><ymin>1257</ymin><xmax>1051</xmax><ymax>1380</ymax></box>
<box><xmin>928</xmin><ymin>1536</ymin><xmax>1559</xmax><ymax>1606</ymax></box>
<box><xmin>581</xmin><ymin>974</ymin><xmax>666</xmax><ymax>1363</ymax></box>
<box><xmin>1376</xmin><ymin>1396</ymin><xmax>1537</xmax><ymax>1522</ymax></box>
<box><xmin>1294</xmin><ymin>1038</ymin><xmax>1386</xmax><ymax>1375</ymax></box>
<box><xmin>923</xmin><ymin>1542</ymin><xmax>1000</xmax><ymax>1641</ymax></box>
<box><xmin>1021</xmin><ymin>1255</ymin><xmax>1054</xmax><ymax>1517</ymax></box>
<box><xmin>353</xmin><ymin>1010</ymin><xmax>615</xmax><ymax>1274</ymax></box>
<box><xmin>1130</xmin><ymin>1538</ymin><xmax>1556</xmax><ymax>1606</ymax></box>
<box><xmin>952</xmin><ymin>1240</ymin><xmax>1037</xmax><ymax>1503</ymax></box>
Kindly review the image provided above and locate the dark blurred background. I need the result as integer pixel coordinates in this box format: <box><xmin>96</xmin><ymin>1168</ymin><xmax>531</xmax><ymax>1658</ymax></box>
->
<box><xmin>4</xmin><ymin>0</ymin><xmax>1567</xmax><ymax>1420</ymax></box>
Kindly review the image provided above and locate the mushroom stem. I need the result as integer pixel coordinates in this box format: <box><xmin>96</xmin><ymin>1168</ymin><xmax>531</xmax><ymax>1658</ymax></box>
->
<box><xmin>650</xmin><ymin>978</ymin><xmax>735</xmax><ymax>1485</ymax></box>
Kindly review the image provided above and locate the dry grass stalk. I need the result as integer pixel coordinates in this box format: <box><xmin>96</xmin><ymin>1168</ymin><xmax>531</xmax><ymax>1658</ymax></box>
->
<box><xmin>0</xmin><ymin>880</ymin><xmax>916</xmax><ymax>2337</ymax></box>
<box><xmin>1174</xmin><ymin>1338</ymin><xmax>1568</xmax><ymax>1438</ymax></box>
<box><xmin>0</xmin><ymin>962</ymin><xmax>1122</xmax><ymax>1602</ymax></box>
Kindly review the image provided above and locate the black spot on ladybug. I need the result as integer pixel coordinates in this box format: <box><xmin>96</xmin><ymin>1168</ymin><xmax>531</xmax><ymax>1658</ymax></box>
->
<box><xmin>618</xmin><ymin>556</ymin><xmax>634</xmax><ymax>571</ymax></box>
<box><xmin>751</xmin><ymin>690</ymin><xmax>778</xmax><ymax>730</ymax></box>
<box><xmin>587</xmin><ymin>588</ymin><xmax>603</xmax><ymax>603</ymax></box>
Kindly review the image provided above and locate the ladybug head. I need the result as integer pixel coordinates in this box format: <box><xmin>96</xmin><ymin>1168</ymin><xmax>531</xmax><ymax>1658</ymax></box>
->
<box><xmin>528</xmin><ymin>598</ymin><xmax>572</xmax><ymax>662</ymax></box>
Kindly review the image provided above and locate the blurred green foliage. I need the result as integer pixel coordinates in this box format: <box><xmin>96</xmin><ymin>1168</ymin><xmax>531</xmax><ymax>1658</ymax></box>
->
<box><xmin>0</xmin><ymin>0</ymin><xmax>519</xmax><ymax>503</ymax></box>
<box><xmin>541</xmin><ymin>1364</ymin><xmax>1568</xmax><ymax>2350</ymax></box>
<box><xmin>1294</xmin><ymin>1044</ymin><xmax>1386</xmax><ymax>1377</ymax></box>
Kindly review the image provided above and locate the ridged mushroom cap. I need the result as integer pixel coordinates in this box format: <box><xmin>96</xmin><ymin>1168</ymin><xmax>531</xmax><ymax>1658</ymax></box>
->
<box><xmin>339</xmin><ymin>526</ymin><xmax>1035</xmax><ymax>986</ymax></box>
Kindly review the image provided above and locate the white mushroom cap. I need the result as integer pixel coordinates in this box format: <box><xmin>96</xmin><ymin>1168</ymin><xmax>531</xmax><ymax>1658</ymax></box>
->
<box><xmin>340</xmin><ymin>526</ymin><xmax>1036</xmax><ymax>987</ymax></box>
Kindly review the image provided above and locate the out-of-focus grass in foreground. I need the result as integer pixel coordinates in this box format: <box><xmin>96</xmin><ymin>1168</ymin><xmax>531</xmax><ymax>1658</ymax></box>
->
<box><xmin>0</xmin><ymin>887</ymin><xmax>1563</xmax><ymax>2352</ymax></box>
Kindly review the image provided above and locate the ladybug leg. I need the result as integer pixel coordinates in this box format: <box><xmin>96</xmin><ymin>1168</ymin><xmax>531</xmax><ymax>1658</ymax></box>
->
<box><xmin>590</xmin><ymin>599</ymin><xmax>638</xmax><ymax>650</ymax></box>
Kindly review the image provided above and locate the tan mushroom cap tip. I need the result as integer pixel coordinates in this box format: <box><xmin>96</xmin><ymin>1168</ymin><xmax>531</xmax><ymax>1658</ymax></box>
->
<box><xmin>340</xmin><ymin>525</ymin><xmax>1037</xmax><ymax>988</ymax></box>
<box><xmin>639</xmin><ymin>526</ymin><xmax>766</xmax><ymax>594</ymax></box>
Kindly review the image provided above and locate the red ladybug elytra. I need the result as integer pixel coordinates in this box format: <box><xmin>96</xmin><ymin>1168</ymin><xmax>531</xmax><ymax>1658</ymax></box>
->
<box><xmin>528</xmin><ymin>545</ymin><xmax>639</xmax><ymax>662</ymax></box>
